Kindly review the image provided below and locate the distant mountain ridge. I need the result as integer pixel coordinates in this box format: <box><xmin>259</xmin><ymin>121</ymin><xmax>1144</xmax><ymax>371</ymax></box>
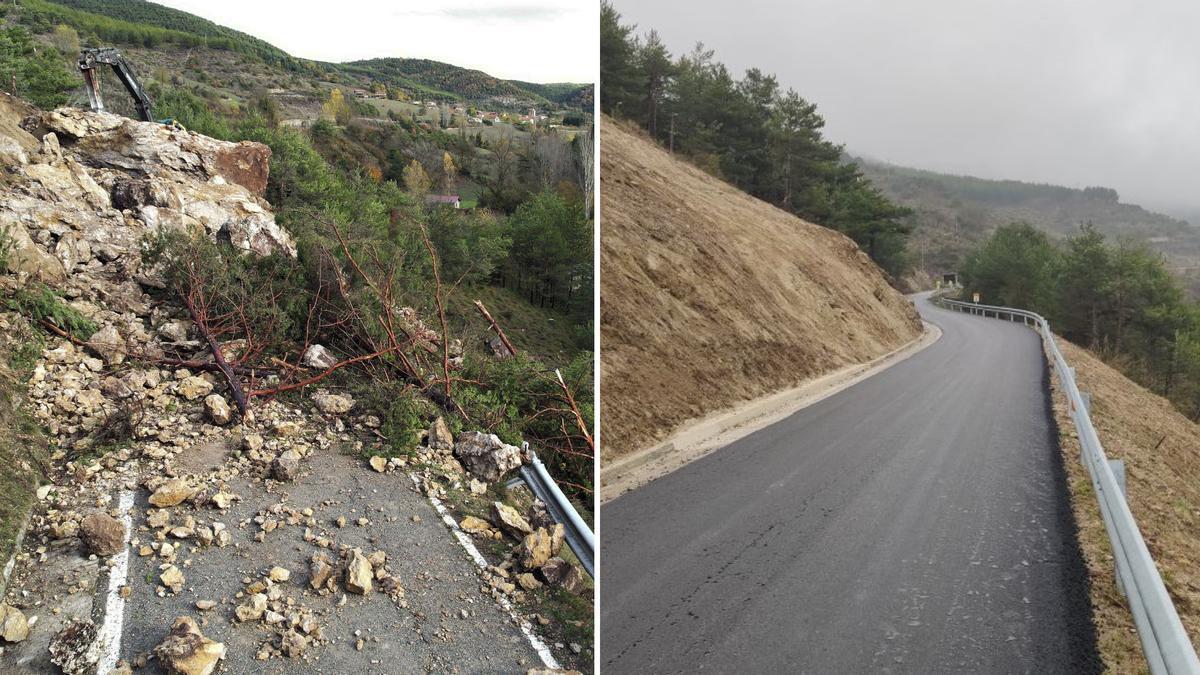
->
<box><xmin>23</xmin><ymin>0</ymin><xmax>590</xmax><ymax>107</ymax></box>
<box><xmin>339</xmin><ymin>58</ymin><xmax>590</xmax><ymax>107</ymax></box>
<box><xmin>855</xmin><ymin>157</ymin><xmax>1200</xmax><ymax>281</ymax></box>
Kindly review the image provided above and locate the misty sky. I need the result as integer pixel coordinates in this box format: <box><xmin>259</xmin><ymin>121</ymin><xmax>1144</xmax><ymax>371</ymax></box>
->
<box><xmin>615</xmin><ymin>0</ymin><xmax>1200</xmax><ymax>219</ymax></box>
<box><xmin>155</xmin><ymin>0</ymin><xmax>597</xmax><ymax>83</ymax></box>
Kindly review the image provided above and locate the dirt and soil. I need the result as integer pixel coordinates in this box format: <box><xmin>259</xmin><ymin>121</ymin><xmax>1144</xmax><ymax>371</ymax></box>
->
<box><xmin>1049</xmin><ymin>339</ymin><xmax>1200</xmax><ymax>674</ymax></box>
<box><xmin>599</xmin><ymin>117</ymin><xmax>922</xmax><ymax>463</ymax></box>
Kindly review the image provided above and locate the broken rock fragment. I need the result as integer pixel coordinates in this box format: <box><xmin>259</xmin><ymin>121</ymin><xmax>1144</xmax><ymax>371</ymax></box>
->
<box><xmin>519</xmin><ymin>527</ymin><xmax>554</xmax><ymax>570</ymax></box>
<box><xmin>153</xmin><ymin>615</ymin><xmax>226</xmax><ymax>675</ymax></box>
<box><xmin>540</xmin><ymin>557</ymin><xmax>586</xmax><ymax>595</ymax></box>
<box><xmin>312</xmin><ymin>391</ymin><xmax>354</xmax><ymax>415</ymax></box>
<box><xmin>203</xmin><ymin>394</ymin><xmax>232</xmax><ymax>425</ymax></box>
<box><xmin>234</xmin><ymin>593</ymin><xmax>268</xmax><ymax>622</ymax></box>
<box><xmin>160</xmin><ymin>565</ymin><xmax>185</xmax><ymax>593</ymax></box>
<box><xmin>343</xmin><ymin>548</ymin><xmax>373</xmax><ymax>594</ymax></box>
<box><xmin>149</xmin><ymin>479</ymin><xmax>195</xmax><ymax>507</ymax></box>
<box><xmin>309</xmin><ymin>553</ymin><xmax>336</xmax><ymax>591</ymax></box>
<box><xmin>428</xmin><ymin>416</ymin><xmax>454</xmax><ymax>451</ymax></box>
<box><xmin>454</xmin><ymin>431</ymin><xmax>522</xmax><ymax>482</ymax></box>
<box><xmin>492</xmin><ymin>501</ymin><xmax>533</xmax><ymax>539</ymax></box>
<box><xmin>301</xmin><ymin>344</ymin><xmax>338</xmax><ymax>369</ymax></box>
<box><xmin>49</xmin><ymin>620</ymin><xmax>101</xmax><ymax>675</ymax></box>
<box><xmin>0</xmin><ymin>603</ymin><xmax>29</xmax><ymax>642</ymax></box>
<box><xmin>272</xmin><ymin>449</ymin><xmax>301</xmax><ymax>481</ymax></box>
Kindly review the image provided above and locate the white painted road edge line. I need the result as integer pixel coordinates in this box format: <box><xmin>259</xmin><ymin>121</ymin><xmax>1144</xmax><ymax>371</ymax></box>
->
<box><xmin>409</xmin><ymin>474</ymin><xmax>561</xmax><ymax>670</ymax></box>
<box><xmin>98</xmin><ymin>489</ymin><xmax>135</xmax><ymax>675</ymax></box>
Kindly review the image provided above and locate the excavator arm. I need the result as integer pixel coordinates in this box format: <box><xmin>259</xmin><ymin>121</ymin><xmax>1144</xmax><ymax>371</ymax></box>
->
<box><xmin>78</xmin><ymin>48</ymin><xmax>154</xmax><ymax>122</ymax></box>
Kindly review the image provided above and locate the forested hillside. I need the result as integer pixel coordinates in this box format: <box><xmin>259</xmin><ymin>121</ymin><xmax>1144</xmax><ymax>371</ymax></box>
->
<box><xmin>860</xmin><ymin>159</ymin><xmax>1200</xmax><ymax>286</ymax></box>
<box><xmin>600</xmin><ymin>2</ymin><xmax>912</xmax><ymax>279</ymax></box>
<box><xmin>961</xmin><ymin>222</ymin><xmax>1200</xmax><ymax>426</ymax></box>
<box><xmin>10</xmin><ymin>0</ymin><xmax>589</xmax><ymax>108</ymax></box>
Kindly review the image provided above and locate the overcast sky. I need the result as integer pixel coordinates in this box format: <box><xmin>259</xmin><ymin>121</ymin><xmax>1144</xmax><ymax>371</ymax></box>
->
<box><xmin>155</xmin><ymin>0</ymin><xmax>597</xmax><ymax>83</ymax></box>
<box><xmin>615</xmin><ymin>0</ymin><xmax>1200</xmax><ymax>219</ymax></box>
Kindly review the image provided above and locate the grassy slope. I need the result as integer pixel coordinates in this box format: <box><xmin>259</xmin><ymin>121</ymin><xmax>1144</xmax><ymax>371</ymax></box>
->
<box><xmin>0</xmin><ymin>314</ymin><xmax>49</xmax><ymax>588</ymax></box>
<box><xmin>447</xmin><ymin>284</ymin><xmax>583</xmax><ymax>363</ymax></box>
<box><xmin>1050</xmin><ymin>339</ymin><xmax>1200</xmax><ymax>673</ymax></box>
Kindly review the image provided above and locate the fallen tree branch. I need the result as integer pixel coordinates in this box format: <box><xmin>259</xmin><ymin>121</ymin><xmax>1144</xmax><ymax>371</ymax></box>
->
<box><xmin>182</xmin><ymin>291</ymin><xmax>249</xmax><ymax>417</ymax></box>
<box><xmin>474</xmin><ymin>300</ymin><xmax>517</xmax><ymax>357</ymax></box>
<box><xmin>555</xmin><ymin>368</ymin><xmax>594</xmax><ymax>454</ymax></box>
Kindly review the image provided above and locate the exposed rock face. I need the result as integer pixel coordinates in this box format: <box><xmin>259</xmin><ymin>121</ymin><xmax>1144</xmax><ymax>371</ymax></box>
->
<box><xmin>79</xmin><ymin>512</ymin><xmax>125</xmax><ymax>556</ymax></box>
<box><xmin>48</xmin><ymin>620</ymin><xmax>101</xmax><ymax>675</ymax></box>
<box><xmin>454</xmin><ymin>432</ymin><xmax>522</xmax><ymax>482</ymax></box>
<box><xmin>0</xmin><ymin>603</ymin><xmax>29</xmax><ymax>642</ymax></box>
<box><xmin>153</xmin><ymin>615</ymin><xmax>226</xmax><ymax>675</ymax></box>
<box><xmin>0</xmin><ymin>98</ymin><xmax>295</xmax><ymax>298</ymax></box>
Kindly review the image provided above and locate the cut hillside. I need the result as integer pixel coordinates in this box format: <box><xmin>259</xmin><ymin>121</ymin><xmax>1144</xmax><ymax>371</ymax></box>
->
<box><xmin>600</xmin><ymin>117</ymin><xmax>922</xmax><ymax>461</ymax></box>
<box><xmin>1050</xmin><ymin>339</ymin><xmax>1200</xmax><ymax>673</ymax></box>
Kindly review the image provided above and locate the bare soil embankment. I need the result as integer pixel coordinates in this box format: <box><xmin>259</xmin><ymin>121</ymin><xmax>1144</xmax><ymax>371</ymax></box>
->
<box><xmin>599</xmin><ymin>117</ymin><xmax>922</xmax><ymax>465</ymax></box>
<box><xmin>1050</xmin><ymin>340</ymin><xmax>1200</xmax><ymax>673</ymax></box>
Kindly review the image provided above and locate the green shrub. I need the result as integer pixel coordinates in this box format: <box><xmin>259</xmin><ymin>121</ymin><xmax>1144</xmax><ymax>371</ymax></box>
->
<box><xmin>7</xmin><ymin>284</ymin><xmax>98</xmax><ymax>341</ymax></box>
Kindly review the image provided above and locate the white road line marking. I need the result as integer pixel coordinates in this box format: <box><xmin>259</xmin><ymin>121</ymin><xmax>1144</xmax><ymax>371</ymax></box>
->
<box><xmin>98</xmin><ymin>490</ymin><xmax>135</xmax><ymax>675</ymax></box>
<box><xmin>410</xmin><ymin>474</ymin><xmax>562</xmax><ymax>670</ymax></box>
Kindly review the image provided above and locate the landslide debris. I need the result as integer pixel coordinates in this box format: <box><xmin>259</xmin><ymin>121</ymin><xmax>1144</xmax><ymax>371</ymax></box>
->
<box><xmin>600</xmin><ymin>117</ymin><xmax>922</xmax><ymax>460</ymax></box>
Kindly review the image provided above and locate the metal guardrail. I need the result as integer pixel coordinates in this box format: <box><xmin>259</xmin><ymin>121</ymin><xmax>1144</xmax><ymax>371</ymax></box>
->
<box><xmin>935</xmin><ymin>295</ymin><xmax>1200</xmax><ymax>674</ymax></box>
<box><xmin>509</xmin><ymin>443</ymin><xmax>596</xmax><ymax>578</ymax></box>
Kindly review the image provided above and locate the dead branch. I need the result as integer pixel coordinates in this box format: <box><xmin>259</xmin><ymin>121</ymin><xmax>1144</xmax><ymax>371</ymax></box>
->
<box><xmin>473</xmin><ymin>300</ymin><xmax>517</xmax><ymax>357</ymax></box>
<box><xmin>555</xmin><ymin>368</ymin><xmax>594</xmax><ymax>453</ymax></box>
<box><xmin>182</xmin><ymin>290</ymin><xmax>249</xmax><ymax>416</ymax></box>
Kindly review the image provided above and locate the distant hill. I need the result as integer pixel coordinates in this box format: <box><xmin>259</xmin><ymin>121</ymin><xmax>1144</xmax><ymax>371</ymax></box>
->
<box><xmin>337</xmin><ymin>58</ymin><xmax>582</xmax><ymax>108</ymax></box>
<box><xmin>855</xmin><ymin>158</ymin><xmax>1200</xmax><ymax>282</ymax></box>
<box><xmin>16</xmin><ymin>0</ymin><xmax>589</xmax><ymax>108</ymax></box>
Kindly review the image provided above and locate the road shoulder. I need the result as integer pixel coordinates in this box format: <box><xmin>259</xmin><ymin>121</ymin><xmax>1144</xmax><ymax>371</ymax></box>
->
<box><xmin>601</xmin><ymin>320</ymin><xmax>942</xmax><ymax>502</ymax></box>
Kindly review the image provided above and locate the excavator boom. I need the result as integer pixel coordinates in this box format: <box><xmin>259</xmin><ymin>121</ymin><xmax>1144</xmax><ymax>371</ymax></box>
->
<box><xmin>78</xmin><ymin>48</ymin><xmax>154</xmax><ymax>122</ymax></box>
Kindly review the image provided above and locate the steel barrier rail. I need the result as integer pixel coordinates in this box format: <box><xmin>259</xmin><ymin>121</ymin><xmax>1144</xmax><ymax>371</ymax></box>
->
<box><xmin>934</xmin><ymin>295</ymin><xmax>1200</xmax><ymax>674</ymax></box>
<box><xmin>509</xmin><ymin>443</ymin><xmax>596</xmax><ymax>578</ymax></box>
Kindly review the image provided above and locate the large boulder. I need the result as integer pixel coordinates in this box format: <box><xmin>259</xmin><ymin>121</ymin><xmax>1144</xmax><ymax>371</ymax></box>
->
<box><xmin>154</xmin><ymin>615</ymin><xmax>226</xmax><ymax>675</ymax></box>
<box><xmin>454</xmin><ymin>432</ymin><xmax>522</xmax><ymax>482</ymax></box>
<box><xmin>79</xmin><ymin>512</ymin><xmax>125</xmax><ymax>556</ymax></box>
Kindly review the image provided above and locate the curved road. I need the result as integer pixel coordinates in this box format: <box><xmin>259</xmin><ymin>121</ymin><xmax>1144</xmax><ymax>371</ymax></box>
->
<box><xmin>600</xmin><ymin>294</ymin><xmax>1100</xmax><ymax>673</ymax></box>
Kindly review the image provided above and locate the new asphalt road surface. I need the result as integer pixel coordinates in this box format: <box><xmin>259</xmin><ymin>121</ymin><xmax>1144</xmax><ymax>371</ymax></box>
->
<box><xmin>600</xmin><ymin>294</ymin><xmax>1101</xmax><ymax>674</ymax></box>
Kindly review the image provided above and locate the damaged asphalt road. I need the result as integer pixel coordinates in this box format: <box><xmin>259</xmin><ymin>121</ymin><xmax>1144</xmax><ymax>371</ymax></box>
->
<box><xmin>601</xmin><ymin>295</ymin><xmax>1101</xmax><ymax>674</ymax></box>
